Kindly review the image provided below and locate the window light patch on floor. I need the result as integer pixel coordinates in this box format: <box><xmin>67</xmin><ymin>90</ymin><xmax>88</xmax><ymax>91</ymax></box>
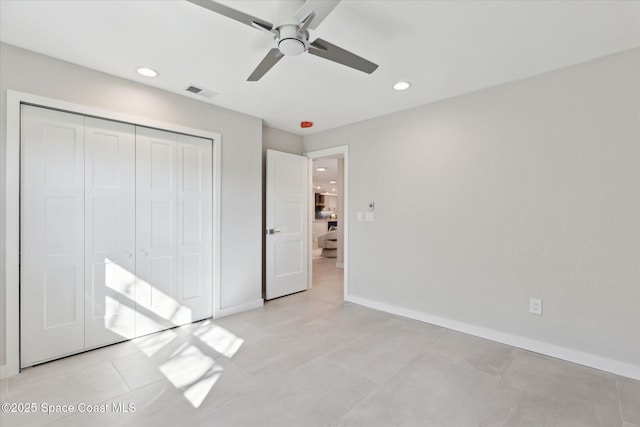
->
<box><xmin>159</xmin><ymin>344</ymin><xmax>223</xmax><ymax>408</ymax></box>
<box><xmin>100</xmin><ymin>258</ymin><xmax>239</xmax><ymax>408</ymax></box>
<box><xmin>133</xmin><ymin>329</ymin><xmax>178</xmax><ymax>357</ymax></box>
<box><xmin>194</xmin><ymin>320</ymin><xmax>244</xmax><ymax>358</ymax></box>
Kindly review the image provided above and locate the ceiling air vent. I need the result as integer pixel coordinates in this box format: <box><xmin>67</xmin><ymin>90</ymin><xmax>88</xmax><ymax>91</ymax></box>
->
<box><xmin>185</xmin><ymin>85</ymin><xmax>218</xmax><ymax>99</ymax></box>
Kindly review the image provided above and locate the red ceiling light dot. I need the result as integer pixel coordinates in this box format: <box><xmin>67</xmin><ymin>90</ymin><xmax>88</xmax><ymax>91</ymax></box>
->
<box><xmin>300</xmin><ymin>121</ymin><xmax>313</xmax><ymax>128</ymax></box>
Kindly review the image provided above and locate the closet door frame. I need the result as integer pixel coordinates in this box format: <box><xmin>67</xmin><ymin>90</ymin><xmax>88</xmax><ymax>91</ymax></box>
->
<box><xmin>3</xmin><ymin>90</ymin><xmax>222</xmax><ymax>377</ymax></box>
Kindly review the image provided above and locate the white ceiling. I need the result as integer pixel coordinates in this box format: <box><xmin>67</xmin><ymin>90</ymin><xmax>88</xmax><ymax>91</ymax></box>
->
<box><xmin>1</xmin><ymin>1</ymin><xmax>639</xmax><ymax>135</ymax></box>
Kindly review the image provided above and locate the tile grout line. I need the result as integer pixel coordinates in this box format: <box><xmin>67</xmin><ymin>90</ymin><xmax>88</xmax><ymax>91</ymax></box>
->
<box><xmin>109</xmin><ymin>360</ymin><xmax>135</xmax><ymax>393</ymax></box>
<box><xmin>329</xmin><ymin>382</ymin><xmax>380</xmax><ymax>427</ymax></box>
<box><xmin>477</xmin><ymin>352</ymin><xmax>518</xmax><ymax>426</ymax></box>
<box><xmin>41</xmin><ymin>363</ymin><xmax>142</xmax><ymax>426</ymax></box>
<box><xmin>315</xmin><ymin>357</ymin><xmax>382</xmax><ymax>427</ymax></box>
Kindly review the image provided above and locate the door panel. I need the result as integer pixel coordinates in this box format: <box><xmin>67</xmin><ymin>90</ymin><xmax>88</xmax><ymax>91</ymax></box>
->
<box><xmin>274</xmin><ymin>240</ymin><xmax>303</xmax><ymax>275</ymax></box>
<box><xmin>176</xmin><ymin>134</ymin><xmax>212</xmax><ymax>322</ymax></box>
<box><xmin>21</xmin><ymin>106</ymin><xmax>85</xmax><ymax>367</ymax></box>
<box><xmin>275</xmin><ymin>200</ymin><xmax>303</xmax><ymax>233</ymax></box>
<box><xmin>91</xmin><ymin>198</ymin><xmax>119</xmax><ymax>252</ymax></box>
<box><xmin>44</xmin><ymin>265</ymin><xmax>78</xmax><ymax>327</ymax></box>
<box><xmin>151</xmin><ymin>200</ymin><xmax>173</xmax><ymax>247</ymax></box>
<box><xmin>136</xmin><ymin>127</ymin><xmax>178</xmax><ymax>336</ymax></box>
<box><xmin>45</xmin><ymin>196</ymin><xmax>78</xmax><ymax>254</ymax></box>
<box><xmin>266</xmin><ymin>150</ymin><xmax>309</xmax><ymax>300</ymax></box>
<box><xmin>182</xmin><ymin>253</ymin><xmax>202</xmax><ymax>300</ymax></box>
<box><xmin>84</xmin><ymin>117</ymin><xmax>136</xmax><ymax>348</ymax></box>
<box><xmin>151</xmin><ymin>141</ymin><xmax>174</xmax><ymax>190</ymax></box>
<box><xmin>182</xmin><ymin>200</ymin><xmax>202</xmax><ymax>245</ymax></box>
<box><xmin>21</xmin><ymin>106</ymin><xmax>214</xmax><ymax>365</ymax></box>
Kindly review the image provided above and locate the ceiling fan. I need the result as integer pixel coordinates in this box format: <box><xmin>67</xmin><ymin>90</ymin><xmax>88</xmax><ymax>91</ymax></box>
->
<box><xmin>186</xmin><ymin>0</ymin><xmax>378</xmax><ymax>81</ymax></box>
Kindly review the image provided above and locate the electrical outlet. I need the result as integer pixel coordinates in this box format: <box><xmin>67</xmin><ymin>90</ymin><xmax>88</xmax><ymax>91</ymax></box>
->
<box><xmin>529</xmin><ymin>298</ymin><xmax>542</xmax><ymax>315</ymax></box>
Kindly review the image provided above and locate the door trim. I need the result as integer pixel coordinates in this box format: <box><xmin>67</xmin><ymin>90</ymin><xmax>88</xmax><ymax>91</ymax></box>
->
<box><xmin>2</xmin><ymin>90</ymin><xmax>222</xmax><ymax>378</ymax></box>
<box><xmin>304</xmin><ymin>146</ymin><xmax>349</xmax><ymax>300</ymax></box>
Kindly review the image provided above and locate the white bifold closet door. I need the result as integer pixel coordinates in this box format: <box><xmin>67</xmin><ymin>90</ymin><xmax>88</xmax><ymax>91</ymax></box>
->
<box><xmin>84</xmin><ymin>118</ymin><xmax>136</xmax><ymax>349</ymax></box>
<box><xmin>21</xmin><ymin>106</ymin><xmax>213</xmax><ymax>367</ymax></box>
<box><xmin>21</xmin><ymin>106</ymin><xmax>86</xmax><ymax>366</ymax></box>
<box><xmin>135</xmin><ymin>127</ymin><xmax>212</xmax><ymax>337</ymax></box>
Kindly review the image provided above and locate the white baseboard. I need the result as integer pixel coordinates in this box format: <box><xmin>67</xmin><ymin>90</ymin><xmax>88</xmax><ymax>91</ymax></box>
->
<box><xmin>215</xmin><ymin>299</ymin><xmax>264</xmax><ymax>318</ymax></box>
<box><xmin>0</xmin><ymin>364</ymin><xmax>17</xmax><ymax>379</ymax></box>
<box><xmin>344</xmin><ymin>294</ymin><xmax>640</xmax><ymax>380</ymax></box>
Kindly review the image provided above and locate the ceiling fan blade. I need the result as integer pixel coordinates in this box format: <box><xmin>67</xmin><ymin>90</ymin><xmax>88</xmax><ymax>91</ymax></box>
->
<box><xmin>186</xmin><ymin>0</ymin><xmax>274</xmax><ymax>33</ymax></box>
<box><xmin>295</xmin><ymin>0</ymin><xmax>340</xmax><ymax>30</ymax></box>
<box><xmin>297</xmin><ymin>11</ymin><xmax>315</xmax><ymax>37</ymax></box>
<box><xmin>309</xmin><ymin>38</ymin><xmax>378</xmax><ymax>74</ymax></box>
<box><xmin>247</xmin><ymin>48</ymin><xmax>284</xmax><ymax>81</ymax></box>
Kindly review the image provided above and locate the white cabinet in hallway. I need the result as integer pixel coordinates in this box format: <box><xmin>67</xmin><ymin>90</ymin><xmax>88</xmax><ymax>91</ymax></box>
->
<box><xmin>20</xmin><ymin>105</ymin><xmax>214</xmax><ymax>367</ymax></box>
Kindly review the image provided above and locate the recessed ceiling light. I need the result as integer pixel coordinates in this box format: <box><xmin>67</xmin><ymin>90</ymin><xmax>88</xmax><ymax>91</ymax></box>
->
<box><xmin>137</xmin><ymin>67</ymin><xmax>158</xmax><ymax>78</ymax></box>
<box><xmin>393</xmin><ymin>81</ymin><xmax>411</xmax><ymax>91</ymax></box>
<box><xmin>329</xmin><ymin>180</ymin><xmax>337</xmax><ymax>184</ymax></box>
<box><xmin>316</xmin><ymin>167</ymin><xmax>326</xmax><ymax>172</ymax></box>
<box><xmin>332</xmin><ymin>188</ymin><xmax>336</xmax><ymax>192</ymax></box>
<box><xmin>316</xmin><ymin>186</ymin><xmax>321</xmax><ymax>189</ymax></box>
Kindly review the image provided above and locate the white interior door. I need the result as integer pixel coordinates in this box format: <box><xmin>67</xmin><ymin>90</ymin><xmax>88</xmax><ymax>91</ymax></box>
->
<box><xmin>135</xmin><ymin>128</ymin><xmax>213</xmax><ymax>336</ymax></box>
<box><xmin>21</xmin><ymin>106</ymin><xmax>86</xmax><ymax>366</ymax></box>
<box><xmin>135</xmin><ymin>127</ymin><xmax>179</xmax><ymax>336</ymax></box>
<box><xmin>20</xmin><ymin>105</ymin><xmax>215</xmax><ymax>365</ymax></box>
<box><xmin>266</xmin><ymin>150</ymin><xmax>309</xmax><ymax>300</ymax></box>
<box><xmin>176</xmin><ymin>134</ymin><xmax>213</xmax><ymax>322</ymax></box>
<box><xmin>84</xmin><ymin>117</ymin><xmax>136</xmax><ymax>348</ymax></box>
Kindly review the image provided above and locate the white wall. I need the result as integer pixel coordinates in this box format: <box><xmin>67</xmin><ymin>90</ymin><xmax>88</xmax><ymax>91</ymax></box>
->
<box><xmin>0</xmin><ymin>43</ymin><xmax>264</xmax><ymax>365</ymax></box>
<box><xmin>263</xmin><ymin>126</ymin><xmax>304</xmax><ymax>155</ymax></box>
<box><xmin>304</xmin><ymin>48</ymin><xmax>640</xmax><ymax>374</ymax></box>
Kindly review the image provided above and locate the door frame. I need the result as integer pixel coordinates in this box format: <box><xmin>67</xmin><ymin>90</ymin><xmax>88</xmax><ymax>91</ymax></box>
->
<box><xmin>305</xmin><ymin>146</ymin><xmax>349</xmax><ymax>299</ymax></box>
<box><xmin>2</xmin><ymin>90</ymin><xmax>222</xmax><ymax>378</ymax></box>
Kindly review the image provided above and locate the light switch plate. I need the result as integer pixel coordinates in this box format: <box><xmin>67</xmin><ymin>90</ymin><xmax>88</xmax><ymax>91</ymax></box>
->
<box><xmin>357</xmin><ymin>212</ymin><xmax>364</xmax><ymax>222</ymax></box>
<box><xmin>365</xmin><ymin>212</ymin><xmax>374</xmax><ymax>222</ymax></box>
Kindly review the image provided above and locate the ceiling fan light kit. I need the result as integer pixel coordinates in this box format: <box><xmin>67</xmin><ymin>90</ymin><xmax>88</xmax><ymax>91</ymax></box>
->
<box><xmin>187</xmin><ymin>0</ymin><xmax>378</xmax><ymax>81</ymax></box>
<box><xmin>278</xmin><ymin>25</ymin><xmax>306</xmax><ymax>56</ymax></box>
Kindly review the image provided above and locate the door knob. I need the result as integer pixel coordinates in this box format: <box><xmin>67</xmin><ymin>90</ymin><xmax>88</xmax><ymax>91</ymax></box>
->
<box><xmin>141</xmin><ymin>249</ymin><xmax>149</xmax><ymax>256</ymax></box>
<box><xmin>124</xmin><ymin>251</ymin><xmax>133</xmax><ymax>258</ymax></box>
<box><xmin>266</xmin><ymin>229</ymin><xmax>281</xmax><ymax>235</ymax></box>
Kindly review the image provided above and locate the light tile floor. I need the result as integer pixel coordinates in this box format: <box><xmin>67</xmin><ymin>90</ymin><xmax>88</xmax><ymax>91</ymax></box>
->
<box><xmin>1</xmin><ymin>257</ymin><xmax>638</xmax><ymax>426</ymax></box>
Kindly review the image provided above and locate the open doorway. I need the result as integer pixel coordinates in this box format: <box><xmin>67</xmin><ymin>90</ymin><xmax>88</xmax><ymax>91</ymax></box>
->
<box><xmin>306</xmin><ymin>146</ymin><xmax>348</xmax><ymax>301</ymax></box>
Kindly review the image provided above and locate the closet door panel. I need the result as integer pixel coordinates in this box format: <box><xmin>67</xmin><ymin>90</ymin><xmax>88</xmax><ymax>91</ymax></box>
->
<box><xmin>135</xmin><ymin>127</ymin><xmax>179</xmax><ymax>336</ymax></box>
<box><xmin>21</xmin><ymin>106</ymin><xmax>215</xmax><ymax>366</ymax></box>
<box><xmin>177</xmin><ymin>135</ymin><xmax>213</xmax><ymax>322</ymax></box>
<box><xmin>21</xmin><ymin>106</ymin><xmax>85</xmax><ymax>367</ymax></box>
<box><xmin>84</xmin><ymin>118</ymin><xmax>136</xmax><ymax>348</ymax></box>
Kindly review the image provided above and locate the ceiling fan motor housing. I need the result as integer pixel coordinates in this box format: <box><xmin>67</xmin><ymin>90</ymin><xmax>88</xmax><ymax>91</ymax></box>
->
<box><xmin>277</xmin><ymin>24</ymin><xmax>307</xmax><ymax>56</ymax></box>
<box><xmin>185</xmin><ymin>0</ymin><xmax>378</xmax><ymax>81</ymax></box>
